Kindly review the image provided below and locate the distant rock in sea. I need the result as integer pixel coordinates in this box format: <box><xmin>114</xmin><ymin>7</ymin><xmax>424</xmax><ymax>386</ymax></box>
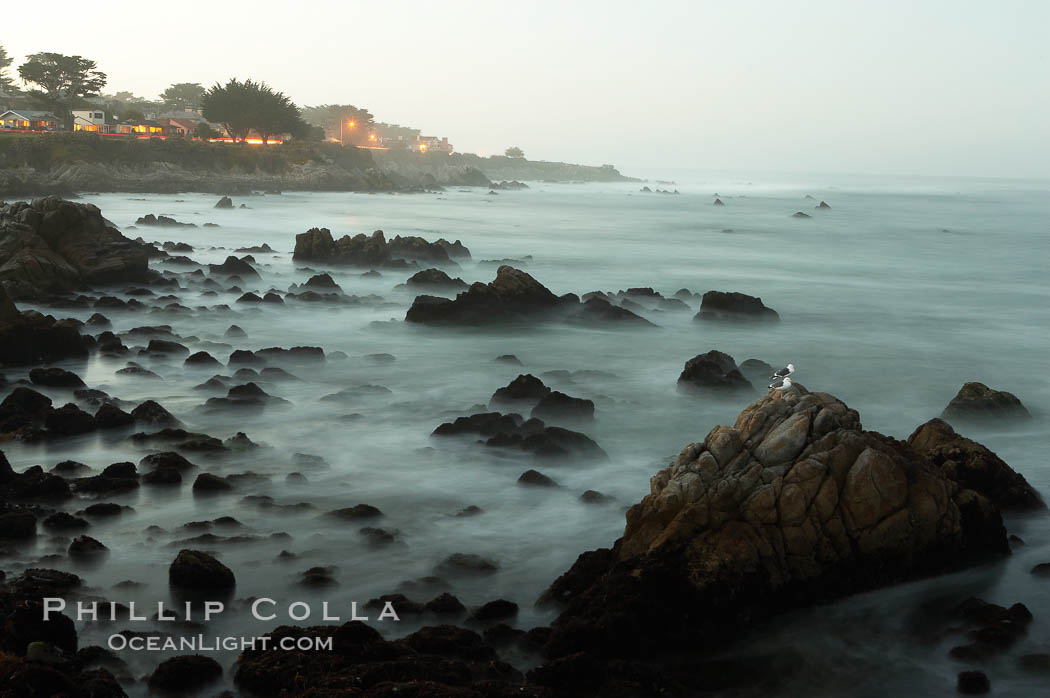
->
<box><xmin>293</xmin><ymin>228</ymin><xmax>470</xmax><ymax>268</ymax></box>
<box><xmin>694</xmin><ymin>290</ymin><xmax>779</xmax><ymax>322</ymax></box>
<box><xmin>940</xmin><ymin>382</ymin><xmax>1031</xmax><ymax>422</ymax></box>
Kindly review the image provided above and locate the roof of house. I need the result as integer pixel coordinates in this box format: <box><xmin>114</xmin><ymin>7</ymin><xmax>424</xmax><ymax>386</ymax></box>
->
<box><xmin>0</xmin><ymin>109</ymin><xmax>60</xmax><ymax>120</ymax></box>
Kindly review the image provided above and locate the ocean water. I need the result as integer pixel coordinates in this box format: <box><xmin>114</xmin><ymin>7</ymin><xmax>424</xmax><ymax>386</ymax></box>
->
<box><xmin>3</xmin><ymin>173</ymin><xmax>1049</xmax><ymax>695</ymax></box>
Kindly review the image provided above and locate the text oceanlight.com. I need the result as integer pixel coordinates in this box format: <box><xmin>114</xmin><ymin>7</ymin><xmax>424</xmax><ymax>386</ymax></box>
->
<box><xmin>108</xmin><ymin>634</ymin><xmax>334</xmax><ymax>652</ymax></box>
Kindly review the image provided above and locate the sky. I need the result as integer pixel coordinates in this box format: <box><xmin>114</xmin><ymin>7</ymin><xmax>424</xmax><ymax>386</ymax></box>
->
<box><xmin>3</xmin><ymin>0</ymin><xmax>1048</xmax><ymax>179</ymax></box>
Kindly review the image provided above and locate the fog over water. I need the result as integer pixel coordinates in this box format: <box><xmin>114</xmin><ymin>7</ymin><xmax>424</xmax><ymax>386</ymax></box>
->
<box><xmin>3</xmin><ymin>174</ymin><xmax>1048</xmax><ymax>695</ymax></box>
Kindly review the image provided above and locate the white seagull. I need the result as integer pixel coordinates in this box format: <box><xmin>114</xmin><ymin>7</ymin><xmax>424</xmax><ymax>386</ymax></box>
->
<box><xmin>770</xmin><ymin>363</ymin><xmax>795</xmax><ymax>380</ymax></box>
<box><xmin>769</xmin><ymin>377</ymin><xmax>793</xmax><ymax>391</ymax></box>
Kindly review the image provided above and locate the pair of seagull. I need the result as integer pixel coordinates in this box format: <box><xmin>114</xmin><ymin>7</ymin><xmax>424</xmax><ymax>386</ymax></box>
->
<box><xmin>768</xmin><ymin>363</ymin><xmax>794</xmax><ymax>391</ymax></box>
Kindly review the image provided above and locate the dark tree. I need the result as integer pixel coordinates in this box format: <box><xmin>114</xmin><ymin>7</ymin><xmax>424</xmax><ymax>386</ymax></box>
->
<box><xmin>201</xmin><ymin>78</ymin><xmax>306</xmax><ymax>143</ymax></box>
<box><xmin>0</xmin><ymin>44</ymin><xmax>14</xmax><ymax>92</ymax></box>
<box><xmin>18</xmin><ymin>53</ymin><xmax>107</xmax><ymax>128</ymax></box>
<box><xmin>160</xmin><ymin>82</ymin><xmax>206</xmax><ymax>111</ymax></box>
<box><xmin>194</xmin><ymin>122</ymin><xmax>217</xmax><ymax>140</ymax></box>
<box><xmin>505</xmin><ymin>146</ymin><xmax>525</xmax><ymax>159</ymax></box>
<box><xmin>301</xmin><ymin>104</ymin><xmax>375</xmax><ymax>144</ymax></box>
<box><xmin>201</xmin><ymin>78</ymin><xmax>254</xmax><ymax>141</ymax></box>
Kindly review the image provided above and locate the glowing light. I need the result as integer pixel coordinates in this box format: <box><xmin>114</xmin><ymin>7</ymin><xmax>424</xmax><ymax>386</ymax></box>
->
<box><xmin>348</xmin><ymin>121</ymin><xmax>356</xmax><ymax>127</ymax></box>
<box><xmin>419</xmin><ymin>144</ymin><xmax>427</xmax><ymax>152</ymax></box>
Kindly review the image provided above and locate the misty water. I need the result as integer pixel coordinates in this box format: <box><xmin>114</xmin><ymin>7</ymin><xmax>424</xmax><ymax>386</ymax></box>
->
<box><xmin>3</xmin><ymin>174</ymin><xmax>1049</xmax><ymax>696</ymax></box>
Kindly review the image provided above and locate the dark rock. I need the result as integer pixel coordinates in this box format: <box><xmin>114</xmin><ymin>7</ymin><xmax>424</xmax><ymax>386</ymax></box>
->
<box><xmin>792</xmin><ymin>211</ymin><xmax>812</xmax><ymax>218</ymax></box>
<box><xmin>491</xmin><ymin>373</ymin><xmax>551</xmax><ymax>405</ymax></box>
<box><xmin>695</xmin><ymin>290</ymin><xmax>779</xmax><ymax>321</ymax></box>
<box><xmin>136</xmin><ymin>214</ymin><xmax>195</xmax><ymax>227</ymax></box>
<box><xmin>93</xmin><ymin>403</ymin><xmax>134</xmax><ymax>429</ymax></box>
<box><xmin>130</xmin><ymin>400</ymin><xmax>179</xmax><ymax>425</ymax></box>
<box><xmin>957</xmin><ymin>671</ymin><xmax>990</xmax><ymax>694</ymax></box>
<box><xmin>580</xmin><ymin>490</ymin><xmax>611</xmax><ymax>503</ymax></box>
<box><xmin>43</xmin><ymin>512</ymin><xmax>90</xmax><ymax>530</ymax></box>
<box><xmin>147</xmin><ymin>338</ymin><xmax>189</xmax><ymax>356</ymax></box>
<box><xmin>209</xmin><ymin>255</ymin><xmax>259</xmax><ymax>279</ymax></box>
<box><xmin>168</xmin><ymin>549</ymin><xmax>235</xmax><ymax>590</ymax></box>
<box><xmin>531</xmin><ymin>391</ymin><xmax>595</xmax><ymax>422</ymax></box>
<box><xmin>29</xmin><ymin>367</ymin><xmax>85</xmax><ymax>388</ymax></box>
<box><xmin>185</xmin><ymin>351</ymin><xmax>221</xmax><ymax>367</ymax></box>
<box><xmin>224</xmin><ymin>324</ymin><xmax>247</xmax><ymax>338</ymax></box>
<box><xmin>425</xmin><ymin>592</ymin><xmax>467</xmax><ymax>616</ymax></box>
<box><xmin>518</xmin><ymin>469</ymin><xmax>559</xmax><ymax>487</ymax></box>
<box><xmin>436</xmin><ymin>553</ymin><xmax>499</xmax><ymax>576</ymax></box>
<box><xmin>293</xmin><ymin>227</ymin><xmax>469</xmax><ymax>266</ymax></box>
<box><xmin>0</xmin><ymin>197</ymin><xmax>152</xmax><ymax>300</ymax></box>
<box><xmin>678</xmin><ymin>350</ymin><xmax>754</xmax><ymax>391</ymax></box>
<box><xmin>115</xmin><ymin>363</ymin><xmax>161</xmax><ymax>379</ymax></box>
<box><xmin>540</xmin><ymin>387</ymin><xmax>1011</xmax><ymax>660</ymax></box>
<box><xmin>569</xmin><ymin>297</ymin><xmax>655</xmax><ymax>326</ymax></box>
<box><xmin>1031</xmin><ymin>562</ymin><xmax>1050</xmax><ymax>577</ymax></box>
<box><xmin>45</xmin><ymin>403</ymin><xmax>97</xmax><ymax>436</ymax></box>
<box><xmin>406</xmin><ymin>265</ymin><xmax>558</xmax><ymax>325</ymax></box>
<box><xmin>941</xmin><ymin>382</ymin><xmax>1030</xmax><ymax>421</ymax></box>
<box><xmin>0</xmin><ymin>288</ymin><xmax>89</xmax><ymax>365</ymax></box>
<box><xmin>469</xmin><ymin>599</ymin><xmax>519</xmax><ymax>623</ymax></box>
<box><xmin>404</xmin><ymin>268</ymin><xmax>468</xmax><ymax>290</ymax></box>
<box><xmin>215</xmin><ymin>196</ymin><xmax>234</xmax><ymax>209</ymax></box>
<box><xmin>148</xmin><ymin>654</ymin><xmax>223</xmax><ymax>692</ymax></box>
<box><xmin>908</xmin><ymin>418</ymin><xmax>1044</xmax><ymax>510</ymax></box>
<box><xmin>228</xmin><ymin>349</ymin><xmax>264</xmax><ymax>366</ymax></box>
<box><xmin>68</xmin><ymin>535</ymin><xmax>107</xmax><ymax>558</ymax></box>
<box><xmin>193</xmin><ymin>473</ymin><xmax>233</xmax><ymax>493</ymax></box>
<box><xmin>494</xmin><ymin>354</ymin><xmax>523</xmax><ymax>365</ymax></box>
<box><xmin>0</xmin><ymin>511</ymin><xmax>37</xmax><ymax>539</ymax></box>
<box><xmin>326</xmin><ymin>504</ymin><xmax>383</xmax><ymax>520</ymax></box>
<box><xmin>83</xmin><ymin>502</ymin><xmax>126</xmax><ymax>518</ymax></box>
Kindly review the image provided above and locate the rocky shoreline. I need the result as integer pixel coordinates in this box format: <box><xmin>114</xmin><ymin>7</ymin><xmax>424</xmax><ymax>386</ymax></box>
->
<box><xmin>0</xmin><ymin>197</ymin><xmax>1045</xmax><ymax>697</ymax></box>
<box><xmin>0</xmin><ymin>135</ymin><xmax>635</xmax><ymax>197</ymax></box>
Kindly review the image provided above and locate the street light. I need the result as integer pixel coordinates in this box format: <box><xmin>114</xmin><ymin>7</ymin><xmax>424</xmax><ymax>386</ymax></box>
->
<box><xmin>340</xmin><ymin>119</ymin><xmax>356</xmax><ymax>145</ymax></box>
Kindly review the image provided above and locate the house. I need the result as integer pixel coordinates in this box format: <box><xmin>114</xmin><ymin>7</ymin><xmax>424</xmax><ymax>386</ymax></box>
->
<box><xmin>116</xmin><ymin>119</ymin><xmax>166</xmax><ymax>136</ymax></box>
<box><xmin>416</xmin><ymin>136</ymin><xmax>453</xmax><ymax>154</ymax></box>
<box><xmin>72</xmin><ymin>109</ymin><xmax>107</xmax><ymax>132</ymax></box>
<box><xmin>0</xmin><ymin>109</ymin><xmax>62</xmax><ymax>131</ymax></box>
<box><xmin>156</xmin><ymin>116</ymin><xmax>202</xmax><ymax>139</ymax></box>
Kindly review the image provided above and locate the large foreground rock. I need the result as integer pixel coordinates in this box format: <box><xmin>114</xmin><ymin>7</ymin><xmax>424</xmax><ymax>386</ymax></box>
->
<box><xmin>293</xmin><ymin>228</ymin><xmax>469</xmax><ymax>266</ymax></box>
<box><xmin>0</xmin><ymin>197</ymin><xmax>152</xmax><ymax>299</ymax></box>
<box><xmin>540</xmin><ymin>386</ymin><xmax>1018</xmax><ymax>660</ymax></box>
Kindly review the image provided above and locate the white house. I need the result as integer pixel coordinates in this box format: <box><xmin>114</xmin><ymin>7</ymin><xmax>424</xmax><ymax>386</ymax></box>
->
<box><xmin>72</xmin><ymin>109</ymin><xmax>107</xmax><ymax>132</ymax></box>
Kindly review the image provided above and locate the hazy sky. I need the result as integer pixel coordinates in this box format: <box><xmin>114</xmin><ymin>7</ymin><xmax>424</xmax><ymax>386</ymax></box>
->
<box><xmin>5</xmin><ymin>0</ymin><xmax>1048</xmax><ymax>179</ymax></box>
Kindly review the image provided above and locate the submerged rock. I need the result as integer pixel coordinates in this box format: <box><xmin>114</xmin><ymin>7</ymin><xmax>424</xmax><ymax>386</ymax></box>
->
<box><xmin>540</xmin><ymin>386</ymin><xmax>1014</xmax><ymax>660</ymax></box>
